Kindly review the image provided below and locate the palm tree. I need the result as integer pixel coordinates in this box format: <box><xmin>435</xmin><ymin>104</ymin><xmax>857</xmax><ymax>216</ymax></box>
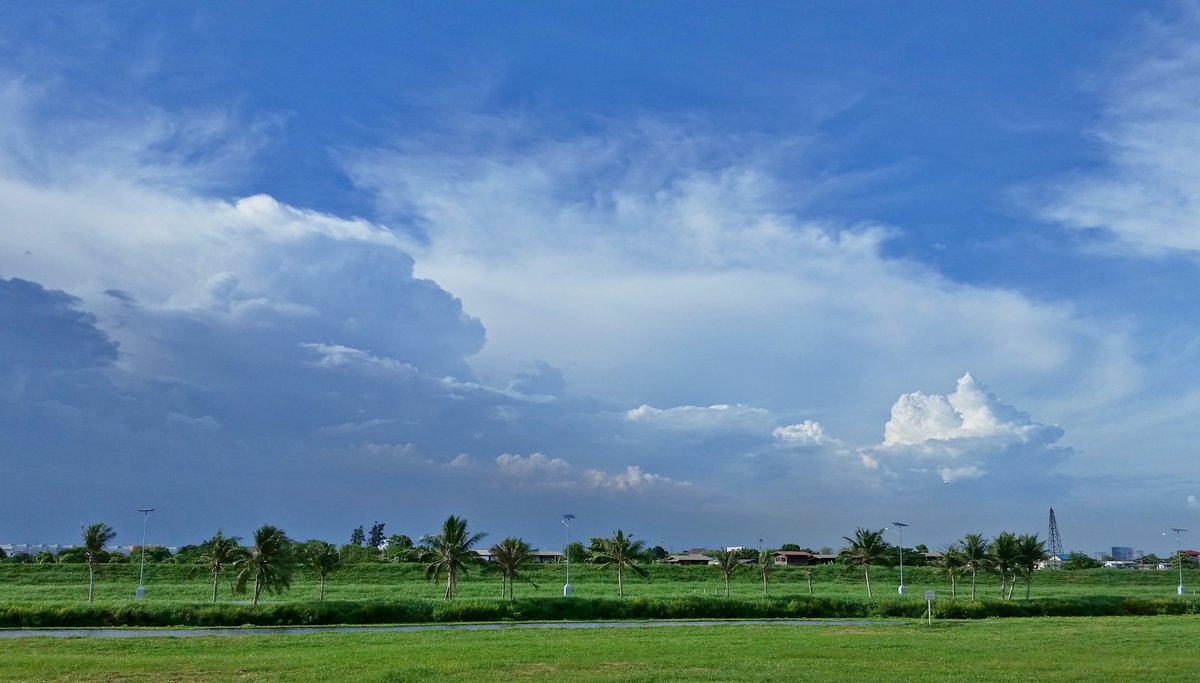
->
<box><xmin>590</xmin><ymin>529</ymin><xmax>649</xmax><ymax>598</ymax></box>
<box><xmin>489</xmin><ymin>537</ymin><xmax>536</xmax><ymax>599</ymax></box>
<box><xmin>233</xmin><ymin>525</ymin><xmax>297</xmax><ymax>606</ymax></box>
<box><xmin>711</xmin><ymin>549</ymin><xmax>741</xmax><ymax>597</ymax></box>
<box><xmin>960</xmin><ymin>533</ymin><xmax>990</xmax><ymax>600</ymax></box>
<box><xmin>420</xmin><ymin>515</ymin><xmax>487</xmax><ymax>600</ymax></box>
<box><xmin>197</xmin><ymin>530</ymin><xmax>245</xmax><ymax>603</ymax></box>
<box><xmin>758</xmin><ymin>548</ymin><xmax>773</xmax><ymax>596</ymax></box>
<box><xmin>1015</xmin><ymin>533</ymin><xmax>1047</xmax><ymax>600</ymax></box>
<box><xmin>938</xmin><ymin>544</ymin><xmax>966</xmax><ymax>599</ymax></box>
<box><xmin>302</xmin><ymin>540</ymin><xmax>342</xmax><ymax>601</ymax></box>
<box><xmin>81</xmin><ymin>522</ymin><xmax>116</xmax><ymax>603</ymax></box>
<box><xmin>839</xmin><ymin>527</ymin><xmax>888</xmax><ymax>598</ymax></box>
<box><xmin>990</xmin><ymin>531</ymin><xmax>1019</xmax><ymax>601</ymax></box>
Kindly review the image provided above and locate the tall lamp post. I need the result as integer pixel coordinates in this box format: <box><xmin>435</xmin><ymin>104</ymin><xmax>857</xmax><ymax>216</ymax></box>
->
<box><xmin>890</xmin><ymin>521</ymin><xmax>909</xmax><ymax>595</ymax></box>
<box><xmin>562</xmin><ymin>514</ymin><xmax>576</xmax><ymax>597</ymax></box>
<box><xmin>1167</xmin><ymin>528</ymin><xmax>1187</xmax><ymax>596</ymax></box>
<box><xmin>136</xmin><ymin>508</ymin><xmax>154</xmax><ymax>600</ymax></box>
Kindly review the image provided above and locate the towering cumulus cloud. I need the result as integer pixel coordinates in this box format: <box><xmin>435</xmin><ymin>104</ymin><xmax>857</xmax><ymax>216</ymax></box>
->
<box><xmin>865</xmin><ymin>374</ymin><xmax>1070</xmax><ymax>490</ymax></box>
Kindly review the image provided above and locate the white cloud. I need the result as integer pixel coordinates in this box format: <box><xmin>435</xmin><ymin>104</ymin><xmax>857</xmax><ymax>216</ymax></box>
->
<box><xmin>1188</xmin><ymin>494</ymin><xmax>1198</xmax><ymax>510</ymax></box>
<box><xmin>774</xmin><ymin>420</ymin><xmax>831</xmax><ymax>446</ymax></box>
<box><xmin>493</xmin><ymin>452</ymin><xmax>685</xmax><ymax>493</ymax></box>
<box><xmin>626</xmin><ymin>403</ymin><xmax>773</xmax><ymax>432</ymax></box>
<box><xmin>582</xmin><ymin>465</ymin><xmax>688</xmax><ymax>491</ymax></box>
<box><xmin>882</xmin><ymin>373</ymin><xmax>1040</xmax><ymax>447</ymax></box>
<box><xmin>866</xmin><ymin>373</ymin><xmax>1070</xmax><ymax>487</ymax></box>
<box><xmin>347</xmin><ymin>118</ymin><xmax>1140</xmax><ymax>439</ymax></box>
<box><xmin>1036</xmin><ymin>5</ymin><xmax>1200</xmax><ymax>254</ymax></box>
<box><xmin>495</xmin><ymin>452</ymin><xmax>572</xmax><ymax>477</ymax></box>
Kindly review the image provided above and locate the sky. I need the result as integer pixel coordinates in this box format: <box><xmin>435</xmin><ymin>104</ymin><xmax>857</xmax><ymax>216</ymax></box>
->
<box><xmin>2</xmin><ymin>1</ymin><xmax>1199</xmax><ymax>557</ymax></box>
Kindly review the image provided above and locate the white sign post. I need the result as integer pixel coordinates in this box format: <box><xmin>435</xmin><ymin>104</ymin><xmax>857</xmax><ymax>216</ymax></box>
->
<box><xmin>924</xmin><ymin>590</ymin><xmax>935</xmax><ymax>625</ymax></box>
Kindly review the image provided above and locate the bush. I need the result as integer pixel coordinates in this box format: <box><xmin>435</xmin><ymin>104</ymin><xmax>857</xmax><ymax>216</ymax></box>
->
<box><xmin>0</xmin><ymin>594</ymin><xmax>1196</xmax><ymax>628</ymax></box>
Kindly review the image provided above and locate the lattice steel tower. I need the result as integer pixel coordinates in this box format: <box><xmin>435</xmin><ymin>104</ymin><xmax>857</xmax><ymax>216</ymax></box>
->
<box><xmin>1047</xmin><ymin>507</ymin><xmax>1064</xmax><ymax>558</ymax></box>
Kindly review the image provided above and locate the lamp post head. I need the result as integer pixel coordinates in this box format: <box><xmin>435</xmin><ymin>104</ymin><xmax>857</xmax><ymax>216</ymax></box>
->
<box><xmin>891</xmin><ymin>521</ymin><xmax>908</xmax><ymax>528</ymax></box>
<box><xmin>138</xmin><ymin>508</ymin><xmax>154</xmax><ymax>514</ymax></box>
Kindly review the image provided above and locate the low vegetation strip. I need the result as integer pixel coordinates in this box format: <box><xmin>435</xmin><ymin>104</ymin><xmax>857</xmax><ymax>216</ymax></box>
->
<box><xmin>1</xmin><ymin>594</ymin><xmax>1196</xmax><ymax>628</ymax></box>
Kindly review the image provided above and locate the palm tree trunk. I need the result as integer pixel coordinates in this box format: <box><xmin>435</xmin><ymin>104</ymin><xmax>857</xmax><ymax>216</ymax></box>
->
<box><xmin>618</xmin><ymin>565</ymin><xmax>625</xmax><ymax>598</ymax></box>
<box><xmin>320</xmin><ymin>574</ymin><xmax>327</xmax><ymax>601</ymax></box>
<box><xmin>212</xmin><ymin>570</ymin><xmax>219</xmax><ymax>603</ymax></box>
<box><xmin>253</xmin><ymin>575</ymin><xmax>262</xmax><ymax>606</ymax></box>
<box><xmin>445</xmin><ymin>566</ymin><xmax>455</xmax><ymax>600</ymax></box>
<box><xmin>762</xmin><ymin>571</ymin><xmax>768</xmax><ymax>596</ymax></box>
<box><xmin>88</xmin><ymin>564</ymin><xmax>95</xmax><ymax>603</ymax></box>
<box><xmin>864</xmin><ymin>566</ymin><xmax>872</xmax><ymax>598</ymax></box>
<box><xmin>999</xmin><ymin>570</ymin><xmax>1006</xmax><ymax>599</ymax></box>
<box><xmin>970</xmin><ymin>568</ymin><xmax>977</xmax><ymax>600</ymax></box>
<box><xmin>1025</xmin><ymin>572</ymin><xmax>1032</xmax><ymax>600</ymax></box>
<box><xmin>950</xmin><ymin>573</ymin><xmax>957</xmax><ymax>599</ymax></box>
<box><xmin>1006</xmin><ymin>574</ymin><xmax>1017</xmax><ymax>601</ymax></box>
<box><xmin>806</xmin><ymin>572</ymin><xmax>814</xmax><ymax>595</ymax></box>
<box><xmin>723</xmin><ymin>573</ymin><xmax>730</xmax><ymax>597</ymax></box>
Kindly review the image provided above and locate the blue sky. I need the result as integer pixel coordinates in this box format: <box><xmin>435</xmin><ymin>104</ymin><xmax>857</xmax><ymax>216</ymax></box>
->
<box><xmin>2</xmin><ymin>1</ymin><xmax>1199</xmax><ymax>557</ymax></box>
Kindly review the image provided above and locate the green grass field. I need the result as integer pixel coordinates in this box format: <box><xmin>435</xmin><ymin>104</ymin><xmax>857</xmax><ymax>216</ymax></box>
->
<box><xmin>1</xmin><ymin>562</ymin><xmax>1193</xmax><ymax>606</ymax></box>
<box><xmin>0</xmin><ymin>617</ymin><xmax>1196</xmax><ymax>681</ymax></box>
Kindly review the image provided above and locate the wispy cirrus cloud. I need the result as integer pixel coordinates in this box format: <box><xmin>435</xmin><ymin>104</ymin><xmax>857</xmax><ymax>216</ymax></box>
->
<box><xmin>1035</xmin><ymin>5</ymin><xmax>1200</xmax><ymax>255</ymax></box>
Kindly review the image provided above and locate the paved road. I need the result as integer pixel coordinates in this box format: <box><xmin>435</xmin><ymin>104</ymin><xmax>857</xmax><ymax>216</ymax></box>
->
<box><xmin>0</xmin><ymin>619</ymin><xmax>901</xmax><ymax>639</ymax></box>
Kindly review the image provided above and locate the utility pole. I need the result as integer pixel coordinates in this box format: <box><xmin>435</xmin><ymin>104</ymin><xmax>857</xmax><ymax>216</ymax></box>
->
<box><xmin>136</xmin><ymin>508</ymin><xmax>154</xmax><ymax>600</ymax></box>
<box><xmin>562</xmin><ymin>514</ymin><xmax>576</xmax><ymax>597</ymax></box>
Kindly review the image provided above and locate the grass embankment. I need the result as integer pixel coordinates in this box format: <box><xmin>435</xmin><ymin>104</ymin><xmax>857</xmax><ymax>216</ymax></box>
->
<box><xmin>1</xmin><ymin>617</ymin><xmax>1197</xmax><ymax>681</ymax></box>
<box><xmin>1</xmin><ymin>562</ymin><xmax>1195</xmax><ymax>627</ymax></box>
<box><xmin>1</xmin><ymin>562</ymin><xmax>1192</xmax><ymax>604</ymax></box>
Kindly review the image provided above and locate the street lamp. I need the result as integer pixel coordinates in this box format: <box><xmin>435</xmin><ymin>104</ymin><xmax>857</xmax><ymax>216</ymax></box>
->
<box><xmin>889</xmin><ymin>522</ymin><xmax>909</xmax><ymax>595</ymax></box>
<box><xmin>136</xmin><ymin>508</ymin><xmax>154</xmax><ymax>600</ymax></box>
<box><xmin>1166</xmin><ymin>528</ymin><xmax>1187</xmax><ymax>596</ymax></box>
<box><xmin>562</xmin><ymin>514</ymin><xmax>576</xmax><ymax>597</ymax></box>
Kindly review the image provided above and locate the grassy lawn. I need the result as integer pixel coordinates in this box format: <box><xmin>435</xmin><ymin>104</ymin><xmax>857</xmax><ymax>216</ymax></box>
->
<box><xmin>0</xmin><ymin>617</ymin><xmax>1196</xmax><ymax>681</ymax></box>
<box><xmin>1</xmin><ymin>562</ymin><xmax>1192</xmax><ymax>606</ymax></box>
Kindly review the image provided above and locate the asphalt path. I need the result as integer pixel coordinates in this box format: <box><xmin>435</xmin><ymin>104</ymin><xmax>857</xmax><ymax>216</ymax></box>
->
<box><xmin>0</xmin><ymin>619</ymin><xmax>902</xmax><ymax>638</ymax></box>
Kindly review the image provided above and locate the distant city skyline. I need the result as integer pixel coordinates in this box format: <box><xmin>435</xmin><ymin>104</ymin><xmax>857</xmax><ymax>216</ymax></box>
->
<box><xmin>2</xmin><ymin>2</ymin><xmax>1199</xmax><ymax>553</ymax></box>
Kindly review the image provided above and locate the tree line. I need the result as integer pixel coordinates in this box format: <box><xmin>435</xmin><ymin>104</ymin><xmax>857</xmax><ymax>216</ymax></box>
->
<box><xmin>13</xmin><ymin>518</ymin><xmax>1196</xmax><ymax>605</ymax></box>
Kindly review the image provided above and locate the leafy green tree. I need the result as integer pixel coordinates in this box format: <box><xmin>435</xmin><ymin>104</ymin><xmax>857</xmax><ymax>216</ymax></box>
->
<box><xmin>645</xmin><ymin>545</ymin><xmax>670</xmax><ymax>562</ymax></box>
<box><xmin>350</xmin><ymin>525</ymin><xmax>366</xmax><ymax>547</ymax></box>
<box><xmin>81</xmin><ymin>522</ymin><xmax>116</xmax><ymax>603</ymax></box>
<box><xmin>960</xmin><ymin>533</ymin><xmax>990</xmax><ymax>600</ymax></box>
<box><xmin>0</xmin><ymin>546</ymin><xmax>5</xmax><ymax>561</ymax></box>
<box><xmin>383</xmin><ymin>534</ymin><xmax>416</xmax><ymax>562</ymax></box>
<box><xmin>233</xmin><ymin>525</ymin><xmax>297</xmax><ymax>606</ymax></box>
<box><xmin>302</xmin><ymin>540</ymin><xmax>342</xmax><ymax>601</ymax></box>
<box><xmin>1016</xmin><ymin>533</ymin><xmax>1048</xmax><ymax>600</ymax></box>
<box><xmin>779</xmin><ymin>543</ymin><xmax>803</xmax><ymax>552</ymax></box>
<box><xmin>839</xmin><ymin>527</ymin><xmax>888</xmax><ymax>598</ymax></box>
<box><xmin>758</xmin><ymin>548</ymin><xmax>773</xmax><ymax>596</ymax></box>
<box><xmin>420</xmin><ymin>515</ymin><xmax>487</xmax><ymax>600</ymax></box>
<box><xmin>171</xmin><ymin>544</ymin><xmax>205</xmax><ymax>564</ymax></box>
<box><xmin>33</xmin><ymin>551</ymin><xmax>57</xmax><ymax>564</ymax></box>
<box><xmin>1062</xmin><ymin>551</ymin><xmax>1100</xmax><ymax>570</ymax></box>
<box><xmin>368</xmin><ymin>521</ymin><xmax>386</xmax><ymax>549</ymax></box>
<box><xmin>564</xmin><ymin>541</ymin><xmax>587</xmax><ymax>564</ymax></box>
<box><xmin>590</xmin><ymin>529</ymin><xmax>649</xmax><ymax>598</ymax></box>
<box><xmin>197</xmin><ymin>530</ymin><xmax>245</xmax><ymax>603</ymax></box>
<box><xmin>711</xmin><ymin>549</ymin><xmax>741</xmax><ymax>597</ymax></box>
<box><xmin>990</xmin><ymin>531</ymin><xmax>1019</xmax><ymax>600</ymax></box>
<box><xmin>339</xmin><ymin>543</ymin><xmax>379</xmax><ymax>564</ymax></box>
<box><xmin>129</xmin><ymin>545</ymin><xmax>172</xmax><ymax>562</ymax></box>
<box><xmin>489</xmin><ymin>537</ymin><xmax>536</xmax><ymax>599</ymax></box>
<box><xmin>938</xmin><ymin>544</ymin><xmax>966</xmax><ymax>599</ymax></box>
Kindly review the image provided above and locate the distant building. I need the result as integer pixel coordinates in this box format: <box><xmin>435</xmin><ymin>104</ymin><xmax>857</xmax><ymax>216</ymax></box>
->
<box><xmin>663</xmin><ymin>553</ymin><xmax>714</xmax><ymax>566</ymax></box>
<box><xmin>1111</xmin><ymin>547</ymin><xmax>1135</xmax><ymax>562</ymax></box>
